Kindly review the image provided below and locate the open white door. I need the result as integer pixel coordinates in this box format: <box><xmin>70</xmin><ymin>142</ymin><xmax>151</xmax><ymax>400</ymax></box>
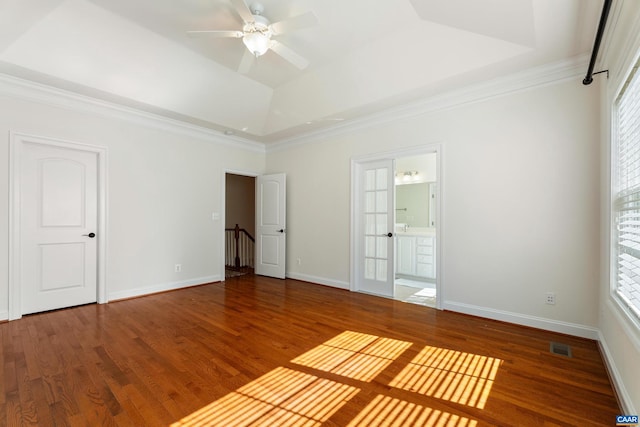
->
<box><xmin>355</xmin><ymin>159</ymin><xmax>395</xmax><ymax>297</ymax></box>
<box><xmin>255</xmin><ymin>173</ymin><xmax>286</xmax><ymax>278</ymax></box>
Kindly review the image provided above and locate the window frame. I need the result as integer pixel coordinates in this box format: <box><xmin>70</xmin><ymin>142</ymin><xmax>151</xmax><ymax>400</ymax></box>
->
<box><xmin>611</xmin><ymin>55</ymin><xmax>640</xmax><ymax>332</ymax></box>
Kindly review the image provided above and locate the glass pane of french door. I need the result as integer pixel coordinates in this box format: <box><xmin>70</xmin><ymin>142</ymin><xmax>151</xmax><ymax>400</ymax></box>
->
<box><xmin>358</xmin><ymin>159</ymin><xmax>394</xmax><ymax>297</ymax></box>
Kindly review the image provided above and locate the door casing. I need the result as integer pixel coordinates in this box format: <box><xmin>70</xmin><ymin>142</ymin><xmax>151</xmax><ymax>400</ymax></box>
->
<box><xmin>350</xmin><ymin>144</ymin><xmax>443</xmax><ymax>308</ymax></box>
<box><xmin>9</xmin><ymin>132</ymin><xmax>108</xmax><ymax>320</ymax></box>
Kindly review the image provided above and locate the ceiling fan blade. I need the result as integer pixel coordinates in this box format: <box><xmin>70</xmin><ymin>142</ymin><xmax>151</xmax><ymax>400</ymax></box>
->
<box><xmin>187</xmin><ymin>30</ymin><xmax>243</xmax><ymax>38</ymax></box>
<box><xmin>270</xmin><ymin>11</ymin><xmax>318</xmax><ymax>35</ymax></box>
<box><xmin>237</xmin><ymin>49</ymin><xmax>255</xmax><ymax>74</ymax></box>
<box><xmin>269</xmin><ymin>40</ymin><xmax>310</xmax><ymax>70</ymax></box>
<box><xmin>231</xmin><ymin>0</ymin><xmax>255</xmax><ymax>24</ymax></box>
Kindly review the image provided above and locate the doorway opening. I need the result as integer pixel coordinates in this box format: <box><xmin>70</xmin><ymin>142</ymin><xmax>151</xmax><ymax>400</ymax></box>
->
<box><xmin>351</xmin><ymin>145</ymin><xmax>441</xmax><ymax>309</ymax></box>
<box><xmin>394</xmin><ymin>153</ymin><xmax>437</xmax><ymax>307</ymax></box>
<box><xmin>224</xmin><ymin>173</ymin><xmax>256</xmax><ymax>279</ymax></box>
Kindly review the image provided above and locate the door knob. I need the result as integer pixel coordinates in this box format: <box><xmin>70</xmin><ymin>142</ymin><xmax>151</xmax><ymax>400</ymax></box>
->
<box><xmin>278</xmin><ymin>229</ymin><xmax>285</xmax><ymax>233</ymax></box>
<box><xmin>380</xmin><ymin>232</ymin><xmax>393</xmax><ymax>237</ymax></box>
<box><xmin>82</xmin><ymin>232</ymin><xmax>96</xmax><ymax>238</ymax></box>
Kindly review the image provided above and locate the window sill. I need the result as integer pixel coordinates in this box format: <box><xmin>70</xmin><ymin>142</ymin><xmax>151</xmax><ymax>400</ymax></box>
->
<box><xmin>607</xmin><ymin>294</ymin><xmax>640</xmax><ymax>352</ymax></box>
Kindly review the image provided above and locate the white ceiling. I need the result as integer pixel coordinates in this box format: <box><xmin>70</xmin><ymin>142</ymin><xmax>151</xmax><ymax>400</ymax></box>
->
<box><xmin>0</xmin><ymin>0</ymin><xmax>602</xmax><ymax>144</ymax></box>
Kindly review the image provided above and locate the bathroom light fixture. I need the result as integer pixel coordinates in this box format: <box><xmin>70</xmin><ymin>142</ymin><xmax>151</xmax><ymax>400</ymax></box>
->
<box><xmin>395</xmin><ymin>171</ymin><xmax>419</xmax><ymax>184</ymax></box>
<box><xmin>399</xmin><ymin>171</ymin><xmax>418</xmax><ymax>179</ymax></box>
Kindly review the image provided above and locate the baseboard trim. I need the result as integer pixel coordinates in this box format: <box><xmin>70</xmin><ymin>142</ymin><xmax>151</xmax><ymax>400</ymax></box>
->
<box><xmin>286</xmin><ymin>272</ymin><xmax>349</xmax><ymax>290</ymax></box>
<box><xmin>597</xmin><ymin>331</ymin><xmax>637</xmax><ymax>414</ymax></box>
<box><xmin>0</xmin><ymin>310</ymin><xmax>8</xmax><ymax>321</ymax></box>
<box><xmin>108</xmin><ymin>275</ymin><xmax>221</xmax><ymax>302</ymax></box>
<box><xmin>442</xmin><ymin>300</ymin><xmax>600</xmax><ymax>340</ymax></box>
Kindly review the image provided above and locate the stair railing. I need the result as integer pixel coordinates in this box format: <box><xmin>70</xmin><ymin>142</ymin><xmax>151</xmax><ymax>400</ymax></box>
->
<box><xmin>225</xmin><ymin>224</ymin><xmax>255</xmax><ymax>270</ymax></box>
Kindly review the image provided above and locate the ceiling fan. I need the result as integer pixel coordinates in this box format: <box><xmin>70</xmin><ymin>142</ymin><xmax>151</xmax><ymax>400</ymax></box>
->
<box><xmin>188</xmin><ymin>0</ymin><xmax>317</xmax><ymax>73</ymax></box>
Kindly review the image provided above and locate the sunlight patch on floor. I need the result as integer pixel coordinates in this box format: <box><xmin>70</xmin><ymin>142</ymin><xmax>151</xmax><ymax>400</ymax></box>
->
<box><xmin>172</xmin><ymin>331</ymin><xmax>497</xmax><ymax>426</ymax></box>
<box><xmin>291</xmin><ymin>330</ymin><xmax>412</xmax><ymax>382</ymax></box>
<box><xmin>389</xmin><ymin>345</ymin><xmax>502</xmax><ymax>409</ymax></box>
<box><xmin>171</xmin><ymin>367</ymin><xmax>358</xmax><ymax>426</ymax></box>
<box><xmin>347</xmin><ymin>395</ymin><xmax>478</xmax><ymax>427</ymax></box>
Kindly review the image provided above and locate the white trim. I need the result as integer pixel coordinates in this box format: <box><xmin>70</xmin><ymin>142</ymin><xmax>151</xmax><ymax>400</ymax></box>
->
<box><xmin>598</xmin><ymin>330</ymin><xmax>637</xmax><ymax>414</ymax></box>
<box><xmin>443</xmin><ymin>300</ymin><xmax>600</xmax><ymax>340</ymax></box>
<box><xmin>286</xmin><ymin>272</ymin><xmax>349</xmax><ymax>290</ymax></box>
<box><xmin>603</xmin><ymin>1</ymin><xmax>640</xmax><ymax>95</ymax></box>
<box><xmin>108</xmin><ymin>276</ymin><xmax>220</xmax><ymax>302</ymax></box>
<box><xmin>8</xmin><ymin>132</ymin><xmax>108</xmax><ymax>320</ymax></box>
<box><xmin>0</xmin><ymin>56</ymin><xmax>586</xmax><ymax>152</ymax></box>
<box><xmin>350</xmin><ymin>143</ymin><xmax>443</xmax><ymax>308</ymax></box>
<box><xmin>608</xmin><ymin>38</ymin><xmax>640</xmax><ymax>343</ymax></box>
<box><xmin>0</xmin><ymin>310</ymin><xmax>8</xmax><ymax>321</ymax></box>
<box><xmin>350</xmin><ymin>159</ymin><xmax>357</xmax><ymax>292</ymax></box>
<box><xmin>268</xmin><ymin>56</ymin><xmax>588</xmax><ymax>153</ymax></box>
<box><xmin>606</xmin><ymin>299</ymin><xmax>640</xmax><ymax>352</ymax></box>
<box><xmin>0</xmin><ymin>73</ymin><xmax>265</xmax><ymax>153</ymax></box>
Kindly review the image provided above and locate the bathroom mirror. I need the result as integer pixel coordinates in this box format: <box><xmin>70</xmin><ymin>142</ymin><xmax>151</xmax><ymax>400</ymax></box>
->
<box><xmin>395</xmin><ymin>182</ymin><xmax>436</xmax><ymax>228</ymax></box>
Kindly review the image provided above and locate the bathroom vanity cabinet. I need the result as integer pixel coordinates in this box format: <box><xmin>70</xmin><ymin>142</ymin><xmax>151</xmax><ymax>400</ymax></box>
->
<box><xmin>395</xmin><ymin>233</ymin><xmax>436</xmax><ymax>279</ymax></box>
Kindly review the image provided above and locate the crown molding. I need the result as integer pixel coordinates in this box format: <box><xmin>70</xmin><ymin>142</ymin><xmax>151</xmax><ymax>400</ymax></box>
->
<box><xmin>0</xmin><ymin>72</ymin><xmax>266</xmax><ymax>154</ymax></box>
<box><xmin>267</xmin><ymin>55</ymin><xmax>590</xmax><ymax>153</ymax></box>
<box><xmin>0</xmin><ymin>54</ymin><xmax>590</xmax><ymax>155</ymax></box>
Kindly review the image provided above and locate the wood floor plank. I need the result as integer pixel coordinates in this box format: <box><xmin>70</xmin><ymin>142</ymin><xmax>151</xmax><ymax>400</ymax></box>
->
<box><xmin>2</xmin><ymin>276</ymin><xmax>620</xmax><ymax>426</ymax></box>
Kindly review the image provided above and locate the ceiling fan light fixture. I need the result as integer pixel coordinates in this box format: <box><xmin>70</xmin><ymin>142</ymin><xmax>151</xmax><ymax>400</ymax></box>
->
<box><xmin>187</xmin><ymin>1</ymin><xmax>314</xmax><ymax>69</ymax></box>
<box><xmin>242</xmin><ymin>31</ymin><xmax>270</xmax><ymax>56</ymax></box>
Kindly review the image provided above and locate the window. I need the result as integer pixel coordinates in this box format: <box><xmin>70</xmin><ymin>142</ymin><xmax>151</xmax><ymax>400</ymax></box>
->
<box><xmin>613</xmin><ymin>58</ymin><xmax>640</xmax><ymax>326</ymax></box>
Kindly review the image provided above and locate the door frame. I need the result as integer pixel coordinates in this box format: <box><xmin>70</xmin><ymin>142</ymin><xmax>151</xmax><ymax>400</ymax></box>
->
<box><xmin>350</xmin><ymin>143</ymin><xmax>444</xmax><ymax>308</ymax></box>
<box><xmin>9</xmin><ymin>132</ymin><xmax>108</xmax><ymax>320</ymax></box>
<box><xmin>221</xmin><ymin>169</ymin><xmax>259</xmax><ymax>281</ymax></box>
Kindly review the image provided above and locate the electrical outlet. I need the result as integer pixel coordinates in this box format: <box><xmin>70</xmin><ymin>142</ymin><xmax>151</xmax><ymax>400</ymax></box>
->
<box><xmin>545</xmin><ymin>292</ymin><xmax>556</xmax><ymax>305</ymax></box>
<box><xmin>175</xmin><ymin>264</ymin><xmax>182</xmax><ymax>273</ymax></box>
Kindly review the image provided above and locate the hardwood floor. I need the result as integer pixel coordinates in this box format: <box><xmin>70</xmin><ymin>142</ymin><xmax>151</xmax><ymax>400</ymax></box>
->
<box><xmin>1</xmin><ymin>276</ymin><xmax>619</xmax><ymax>426</ymax></box>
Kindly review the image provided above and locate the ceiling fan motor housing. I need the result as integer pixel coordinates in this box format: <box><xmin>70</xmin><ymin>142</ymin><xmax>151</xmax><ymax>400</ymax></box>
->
<box><xmin>249</xmin><ymin>2</ymin><xmax>265</xmax><ymax>16</ymax></box>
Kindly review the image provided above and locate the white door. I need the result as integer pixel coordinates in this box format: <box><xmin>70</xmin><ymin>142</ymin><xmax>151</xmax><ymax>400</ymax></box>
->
<box><xmin>20</xmin><ymin>142</ymin><xmax>98</xmax><ymax>315</ymax></box>
<box><xmin>255</xmin><ymin>173</ymin><xmax>286</xmax><ymax>278</ymax></box>
<box><xmin>356</xmin><ymin>159</ymin><xmax>395</xmax><ymax>297</ymax></box>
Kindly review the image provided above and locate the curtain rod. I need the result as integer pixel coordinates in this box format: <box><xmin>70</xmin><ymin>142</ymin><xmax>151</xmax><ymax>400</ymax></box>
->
<box><xmin>583</xmin><ymin>0</ymin><xmax>612</xmax><ymax>85</ymax></box>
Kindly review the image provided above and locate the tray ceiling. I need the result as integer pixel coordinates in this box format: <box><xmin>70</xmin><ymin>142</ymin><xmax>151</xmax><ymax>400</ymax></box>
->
<box><xmin>0</xmin><ymin>0</ymin><xmax>602</xmax><ymax>143</ymax></box>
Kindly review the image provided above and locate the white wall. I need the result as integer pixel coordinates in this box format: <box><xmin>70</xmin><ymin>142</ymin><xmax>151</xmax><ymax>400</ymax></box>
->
<box><xmin>598</xmin><ymin>0</ymin><xmax>640</xmax><ymax>414</ymax></box>
<box><xmin>267</xmin><ymin>77</ymin><xmax>601</xmax><ymax>336</ymax></box>
<box><xmin>0</xmin><ymin>80</ymin><xmax>265</xmax><ymax>318</ymax></box>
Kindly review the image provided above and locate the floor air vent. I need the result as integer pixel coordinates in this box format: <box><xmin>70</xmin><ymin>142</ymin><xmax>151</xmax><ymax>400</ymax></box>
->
<box><xmin>550</xmin><ymin>342</ymin><xmax>572</xmax><ymax>357</ymax></box>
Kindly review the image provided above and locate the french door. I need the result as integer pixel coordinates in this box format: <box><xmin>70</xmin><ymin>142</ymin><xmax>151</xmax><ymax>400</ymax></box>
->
<box><xmin>355</xmin><ymin>159</ymin><xmax>395</xmax><ymax>297</ymax></box>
